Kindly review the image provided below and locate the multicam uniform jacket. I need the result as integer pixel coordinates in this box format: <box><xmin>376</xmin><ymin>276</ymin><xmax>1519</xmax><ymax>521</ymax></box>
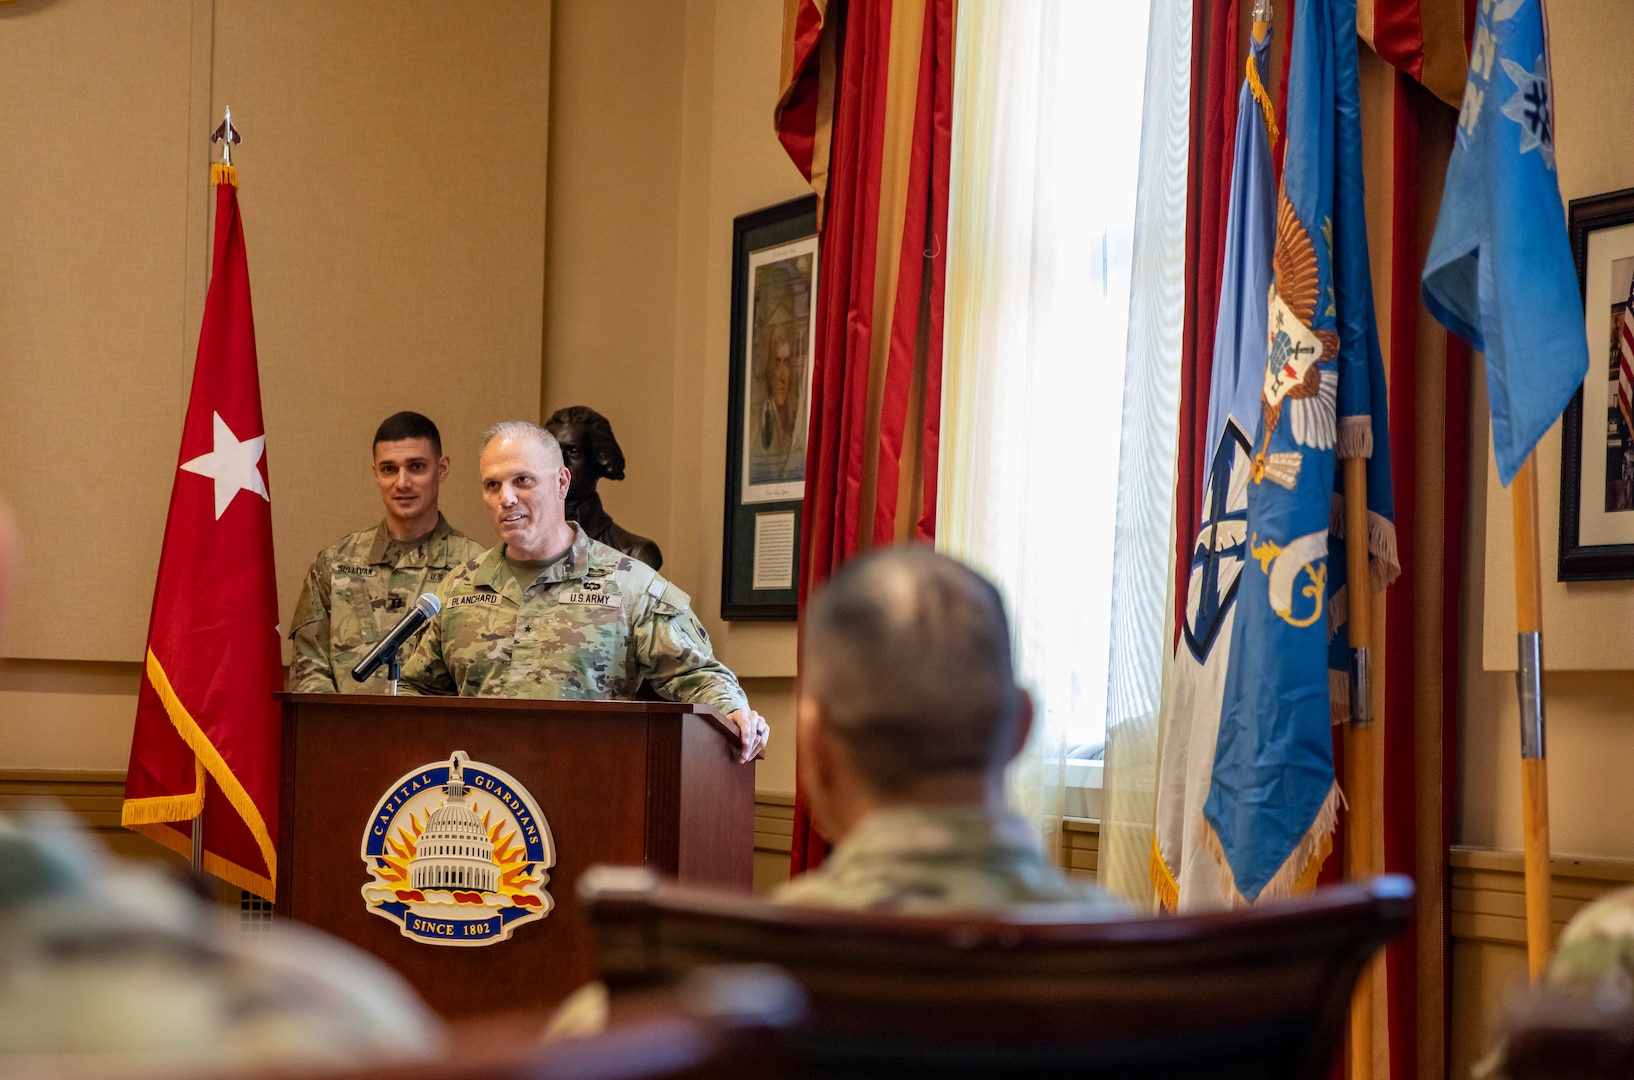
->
<box><xmin>1546</xmin><ymin>884</ymin><xmax>1634</xmax><ymax>986</ymax></box>
<box><xmin>398</xmin><ymin>524</ymin><xmax>748</xmax><ymax>715</ymax></box>
<box><xmin>287</xmin><ymin>516</ymin><xmax>486</xmax><ymax>694</ymax></box>
<box><xmin>772</xmin><ymin>805</ymin><xmax>1127</xmax><ymax>916</ymax></box>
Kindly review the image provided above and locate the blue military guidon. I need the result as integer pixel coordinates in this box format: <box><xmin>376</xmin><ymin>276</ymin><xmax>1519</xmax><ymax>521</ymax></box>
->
<box><xmin>1422</xmin><ymin>0</ymin><xmax>1588</xmax><ymax>484</ymax></box>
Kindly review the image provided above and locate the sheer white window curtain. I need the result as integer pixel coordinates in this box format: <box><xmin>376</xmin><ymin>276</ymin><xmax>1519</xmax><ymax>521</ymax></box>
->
<box><xmin>941</xmin><ymin>0</ymin><xmax>1190</xmax><ymax>906</ymax></box>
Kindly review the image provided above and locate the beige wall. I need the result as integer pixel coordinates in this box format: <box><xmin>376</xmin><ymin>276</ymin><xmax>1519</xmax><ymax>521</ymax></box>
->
<box><xmin>0</xmin><ymin>0</ymin><xmax>550</xmax><ymax>765</ymax></box>
<box><xmin>0</xmin><ymin>0</ymin><xmax>801</xmax><ymax>794</ymax></box>
<box><xmin>542</xmin><ymin>0</ymin><xmax>805</xmax><ymax>796</ymax></box>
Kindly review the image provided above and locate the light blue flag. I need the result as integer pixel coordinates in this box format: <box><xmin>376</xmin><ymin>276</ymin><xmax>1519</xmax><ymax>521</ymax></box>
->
<box><xmin>1203</xmin><ymin>0</ymin><xmax>1347</xmax><ymax>904</ymax></box>
<box><xmin>1152</xmin><ymin>30</ymin><xmax>1276</xmax><ymax>910</ymax></box>
<box><xmin>1422</xmin><ymin>0</ymin><xmax>1588</xmax><ymax>485</ymax></box>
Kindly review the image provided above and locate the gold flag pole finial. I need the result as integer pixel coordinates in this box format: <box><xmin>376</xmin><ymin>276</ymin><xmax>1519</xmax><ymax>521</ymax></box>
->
<box><xmin>1252</xmin><ymin>0</ymin><xmax>1272</xmax><ymax>41</ymax></box>
<box><xmin>210</xmin><ymin>106</ymin><xmax>242</xmax><ymax>187</ymax></box>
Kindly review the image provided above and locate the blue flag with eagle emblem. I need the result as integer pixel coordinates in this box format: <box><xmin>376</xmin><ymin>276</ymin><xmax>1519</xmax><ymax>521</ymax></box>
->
<box><xmin>1151</xmin><ymin>29</ymin><xmax>1277</xmax><ymax>912</ymax></box>
<box><xmin>1422</xmin><ymin>0</ymin><xmax>1588</xmax><ymax>485</ymax></box>
<box><xmin>1201</xmin><ymin>0</ymin><xmax>1390</xmax><ymax>905</ymax></box>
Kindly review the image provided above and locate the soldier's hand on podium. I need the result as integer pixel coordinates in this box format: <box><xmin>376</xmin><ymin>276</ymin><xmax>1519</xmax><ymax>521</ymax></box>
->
<box><xmin>726</xmin><ymin>708</ymin><xmax>769</xmax><ymax>764</ymax></box>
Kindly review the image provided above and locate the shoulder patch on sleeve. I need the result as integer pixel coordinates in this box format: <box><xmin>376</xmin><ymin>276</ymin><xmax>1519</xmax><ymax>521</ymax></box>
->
<box><xmin>646</xmin><ymin>575</ymin><xmax>691</xmax><ymax>617</ymax></box>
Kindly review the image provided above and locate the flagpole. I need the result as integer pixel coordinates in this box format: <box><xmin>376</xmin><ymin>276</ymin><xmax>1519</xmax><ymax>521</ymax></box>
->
<box><xmin>189</xmin><ymin>104</ymin><xmax>244</xmax><ymax>885</ymax></box>
<box><xmin>1342</xmin><ymin>454</ymin><xmax>1376</xmax><ymax>1080</ymax></box>
<box><xmin>191</xmin><ymin>813</ymin><xmax>205</xmax><ymax>880</ymax></box>
<box><xmin>1510</xmin><ymin>453</ymin><xmax>1552</xmax><ymax>979</ymax></box>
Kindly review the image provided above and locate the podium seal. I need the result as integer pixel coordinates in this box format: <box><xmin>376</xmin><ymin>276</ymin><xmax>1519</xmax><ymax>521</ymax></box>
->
<box><xmin>360</xmin><ymin>750</ymin><xmax>555</xmax><ymax>946</ymax></box>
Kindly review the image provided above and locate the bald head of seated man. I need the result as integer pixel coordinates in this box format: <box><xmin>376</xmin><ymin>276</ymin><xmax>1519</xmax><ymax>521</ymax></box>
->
<box><xmin>774</xmin><ymin>546</ymin><xmax>1124</xmax><ymax>915</ymax></box>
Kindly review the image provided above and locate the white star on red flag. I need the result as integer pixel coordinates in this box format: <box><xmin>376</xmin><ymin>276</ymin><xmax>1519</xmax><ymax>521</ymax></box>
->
<box><xmin>180</xmin><ymin>412</ymin><xmax>269</xmax><ymax>519</ymax></box>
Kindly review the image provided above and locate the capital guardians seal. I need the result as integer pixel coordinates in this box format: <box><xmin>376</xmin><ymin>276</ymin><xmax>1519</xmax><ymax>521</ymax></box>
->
<box><xmin>360</xmin><ymin>750</ymin><xmax>555</xmax><ymax>946</ymax></box>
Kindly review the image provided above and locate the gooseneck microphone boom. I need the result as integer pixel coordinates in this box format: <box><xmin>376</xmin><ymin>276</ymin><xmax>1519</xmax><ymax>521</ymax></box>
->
<box><xmin>351</xmin><ymin>592</ymin><xmax>441</xmax><ymax>684</ymax></box>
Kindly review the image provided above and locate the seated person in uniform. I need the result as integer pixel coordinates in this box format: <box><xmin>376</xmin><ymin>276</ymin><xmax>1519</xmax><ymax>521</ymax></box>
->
<box><xmin>544</xmin><ymin>546</ymin><xmax>1118</xmax><ymax>1041</ymax></box>
<box><xmin>399</xmin><ymin>420</ymin><xmax>770</xmax><ymax>764</ymax></box>
<box><xmin>776</xmin><ymin>546</ymin><xmax>1122</xmax><ymax>914</ymax></box>
<box><xmin>288</xmin><ymin>410</ymin><xmax>486</xmax><ymax>693</ymax></box>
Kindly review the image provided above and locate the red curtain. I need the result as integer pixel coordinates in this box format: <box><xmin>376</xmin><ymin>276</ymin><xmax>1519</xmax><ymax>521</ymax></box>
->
<box><xmin>775</xmin><ymin>0</ymin><xmax>955</xmax><ymax>873</ymax></box>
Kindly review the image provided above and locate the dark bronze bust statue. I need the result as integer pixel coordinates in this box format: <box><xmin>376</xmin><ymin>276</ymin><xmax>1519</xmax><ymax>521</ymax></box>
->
<box><xmin>545</xmin><ymin>406</ymin><xmax>664</xmax><ymax>571</ymax></box>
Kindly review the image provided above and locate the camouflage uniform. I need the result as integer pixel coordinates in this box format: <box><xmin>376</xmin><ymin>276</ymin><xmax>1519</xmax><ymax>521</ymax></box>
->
<box><xmin>772</xmin><ymin>805</ymin><xmax>1126</xmax><ymax>915</ymax></box>
<box><xmin>288</xmin><ymin>516</ymin><xmax>485</xmax><ymax>694</ymax></box>
<box><xmin>398</xmin><ymin>523</ymin><xmax>748</xmax><ymax>714</ymax></box>
<box><xmin>0</xmin><ymin>812</ymin><xmax>440</xmax><ymax>1065</ymax></box>
<box><xmin>1545</xmin><ymin>885</ymin><xmax>1634</xmax><ymax>985</ymax></box>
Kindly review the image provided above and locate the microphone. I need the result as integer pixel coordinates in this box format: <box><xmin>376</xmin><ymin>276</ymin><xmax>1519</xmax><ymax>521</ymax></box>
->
<box><xmin>351</xmin><ymin>592</ymin><xmax>441</xmax><ymax>683</ymax></box>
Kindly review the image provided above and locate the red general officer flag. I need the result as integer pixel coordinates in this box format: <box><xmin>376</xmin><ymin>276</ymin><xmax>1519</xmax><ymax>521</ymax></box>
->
<box><xmin>122</xmin><ymin>162</ymin><xmax>282</xmax><ymax>899</ymax></box>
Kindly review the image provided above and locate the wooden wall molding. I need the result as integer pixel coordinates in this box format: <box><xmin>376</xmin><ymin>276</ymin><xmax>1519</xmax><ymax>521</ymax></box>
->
<box><xmin>754</xmin><ymin>789</ymin><xmax>796</xmax><ymax>856</ymax></box>
<box><xmin>0</xmin><ymin>768</ymin><xmax>184</xmax><ymax>868</ymax></box>
<box><xmin>1063</xmin><ymin>816</ymin><xmax>1100</xmax><ymax>881</ymax></box>
<box><xmin>1450</xmin><ymin>844</ymin><xmax>1634</xmax><ymax>947</ymax></box>
<box><xmin>11</xmin><ymin>773</ymin><xmax>1099</xmax><ymax>896</ymax></box>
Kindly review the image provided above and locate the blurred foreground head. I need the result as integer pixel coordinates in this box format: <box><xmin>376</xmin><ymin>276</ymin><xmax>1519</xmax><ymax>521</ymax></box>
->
<box><xmin>797</xmin><ymin>547</ymin><xmax>1032</xmax><ymax>840</ymax></box>
<box><xmin>0</xmin><ymin>493</ymin><xmax>444</xmax><ymax>1072</ymax></box>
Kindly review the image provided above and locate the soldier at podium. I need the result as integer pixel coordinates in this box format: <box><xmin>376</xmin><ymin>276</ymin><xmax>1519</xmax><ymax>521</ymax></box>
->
<box><xmin>400</xmin><ymin>420</ymin><xmax>771</xmax><ymax>764</ymax></box>
<box><xmin>288</xmin><ymin>411</ymin><xmax>486</xmax><ymax>694</ymax></box>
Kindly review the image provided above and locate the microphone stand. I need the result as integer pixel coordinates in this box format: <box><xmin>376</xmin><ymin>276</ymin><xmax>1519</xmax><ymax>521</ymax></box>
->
<box><xmin>387</xmin><ymin>650</ymin><xmax>402</xmax><ymax>697</ymax></box>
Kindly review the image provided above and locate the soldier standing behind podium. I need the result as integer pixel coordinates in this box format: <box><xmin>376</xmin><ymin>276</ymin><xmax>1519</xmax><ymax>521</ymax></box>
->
<box><xmin>287</xmin><ymin>411</ymin><xmax>486</xmax><ymax>693</ymax></box>
<box><xmin>400</xmin><ymin>421</ymin><xmax>771</xmax><ymax>764</ymax></box>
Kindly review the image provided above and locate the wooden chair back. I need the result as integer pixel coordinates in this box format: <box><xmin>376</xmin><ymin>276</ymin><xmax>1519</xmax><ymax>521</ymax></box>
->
<box><xmin>582</xmin><ymin>868</ymin><xmax>1415</xmax><ymax>1080</ymax></box>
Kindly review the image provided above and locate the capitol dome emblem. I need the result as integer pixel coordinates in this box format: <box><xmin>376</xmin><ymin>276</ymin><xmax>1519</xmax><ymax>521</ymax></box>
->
<box><xmin>360</xmin><ymin>750</ymin><xmax>555</xmax><ymax>946</ymax></box>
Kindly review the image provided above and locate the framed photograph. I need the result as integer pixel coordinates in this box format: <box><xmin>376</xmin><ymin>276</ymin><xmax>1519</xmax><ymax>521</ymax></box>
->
<box><xmin>1562</xmin><ymin>188</ymin><xmax>1634</xmax><ymax>580</ymax></box>
<box><xmin>722</xmin><ymin>195</ymin><xmax>818</xmax><ymax>620</ymax></box>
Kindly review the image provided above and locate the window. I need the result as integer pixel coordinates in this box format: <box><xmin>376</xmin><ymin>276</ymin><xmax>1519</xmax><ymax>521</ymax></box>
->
<box><xmin>942</xmin><ymin>0</ymin><xmax>1160</xmax><ymax>830</ymax></box>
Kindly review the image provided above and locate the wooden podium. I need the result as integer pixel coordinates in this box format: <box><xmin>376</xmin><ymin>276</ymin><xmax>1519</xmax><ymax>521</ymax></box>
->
<box><xmin>275</xmin><ymin>693</ymin><xmax>754</xmax><ymax>1018</ymax></box>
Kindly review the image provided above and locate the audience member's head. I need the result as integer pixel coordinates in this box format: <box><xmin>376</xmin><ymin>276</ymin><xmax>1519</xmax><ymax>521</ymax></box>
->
<box><xmin>797</xmin><ymin>546</ymin><xmax>1032</xmax><ymax>842</ymax></box>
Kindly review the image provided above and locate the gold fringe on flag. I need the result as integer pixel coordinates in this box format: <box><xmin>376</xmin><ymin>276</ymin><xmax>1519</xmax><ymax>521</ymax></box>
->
<box><xmin>121</xmin><ymin>756</ymin><xmax>206</xmax><ymax>825</ymax></box>
<box><xmin>1150</xmin><ymin>833</ymin><xmax>1180</xmax><ymax>912</ymax></box>
<box><xmin>120</xmin><ymin>649</ymin><xmax>277</xmax><ymax>898</ymax></box>
<box><xmin>211</xmin><ymin>162</ymin><xmax>238</xmax><ymax>188</ymax></box>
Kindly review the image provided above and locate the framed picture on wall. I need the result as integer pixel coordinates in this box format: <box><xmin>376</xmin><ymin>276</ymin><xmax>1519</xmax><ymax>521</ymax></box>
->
<box><xmin>721</xmin><ymin>194</ymin><xmax>818</xmax><ymax>620</ymax></box>
<box><xmin>1561</xmin><ymin>187</ymin><xmax>1634</xmax><ymax>580</ymax></box>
